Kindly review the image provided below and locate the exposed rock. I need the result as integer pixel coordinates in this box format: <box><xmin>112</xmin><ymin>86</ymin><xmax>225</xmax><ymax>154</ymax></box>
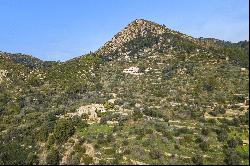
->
<box><xmin>0</xmin><ymin>69</ymin><xmax>8</xmax><ymax>83</ymax></box>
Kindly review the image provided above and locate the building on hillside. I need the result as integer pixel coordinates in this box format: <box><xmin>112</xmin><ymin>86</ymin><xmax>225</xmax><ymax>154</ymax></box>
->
<box><xmin>123</xmin><ymin>67</ymin><xmax>143</xmax><ymax>75</ymax></box>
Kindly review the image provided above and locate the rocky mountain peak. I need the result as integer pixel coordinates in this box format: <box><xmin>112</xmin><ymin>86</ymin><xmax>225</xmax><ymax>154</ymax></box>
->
<box><xmin>95</xmin><ymin>19</ymin><xmax>171</xmax><ymax>56</ymax></box>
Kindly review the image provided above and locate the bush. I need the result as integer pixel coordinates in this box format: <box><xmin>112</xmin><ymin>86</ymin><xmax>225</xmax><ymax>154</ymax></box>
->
<box><xmin>53</xmin><ymin>118</ymin><xmax>75</xmax><ymax>144</ymax></box>
<box><xmin>104</xmin><ymin>148</ymin><xmax>116</xmax><ymax>155</ymax></box>
<box><xmin>72</xmin><ymin>116</ymin><xmax>88</xmax><ymax>129</ymax></box>
<box><xmin>99</xmin><ymin>117</ymin><xmax>108</xmax><ymax>125</ymax></box>
<box><xmin>227</xmin><ymin>138</ymin><xmax>243</xmax><ymax>148</ymax></box>
<box><xmin>216</xmin><ymin>130</ymin><xmax>228</xmax><ymax>142</ymax></box>
<box><xmin>202</xmin><ymin>76</ymin><xmax>217</xmax><ymax>92</ymax></box>
<box><xmin>174</xmin><ymin>144</ymin><xmax>180</xmax><ymax>150</ymax></box>
<box><xmin>143</xmin><ymin>108</ymin><xmax>163</xmax><ymax>118</ymax></box>
<box><xmin>199</xmin><ymin>141</ymin><xmax>209</xmax><ymax>151</ymax></box>
<box><xmin>192</xmin><ymin>154</ymin><xmax>203</xmax><ymax>165</ymax></box>
<box><xmin>46</xmin><ymin>134</ymin><xmax>55</xmax><ymax>149</ymax></box>
<box><xmin>106</xmin><ymin>133</ymin><xmax>115</xmax><ymax>143</ymax></box>
<box><xmin>97</xmin><ymin>133</ymin><xmax>106</xmax><ymax>144</ymax></box>
<box><xmin>195</xmin><ymin>136</ymin><xmax>203</xmax><ymax>143</ymax></box>
<box><xmin>201</xmin><ymin>127</ymin><xmax>210</xmax><ymax>136</ymax></box>
<box><xmin>149</xmin><ymin>149</ymin><xmax>162</xmax><ymax>159</ymax></box>
<box><xmin>103</xmin><ymin>101</ymin><xmax>114</xmax><ymax>110</ymax></box>
<box><xmin>123</xmin><ymin>148</ymin><xmax>131</xmax><ymax>155</ymax></box>
<box><xmin>183</xmin><ymin>135</ymin><xmax>193</xmax><ymax>143</ymax></box>
<box><xmin>82</xmin><ymin>155</ymin><xmax>93</xmax><ymax>165</ymax></box>
<box><xmin>73</xmin><ymin>144</ymin><xmax>86</xmax><ymax>155</ymax></box>
<box><xmin>163</xmin><ymin>131</ymin><xmax>174</xmax><ymax>140</ymax></box>
<box><xmin>132</xmin><ymin>110</ymin><xmax>143</xmax><ymax>121</ymax></box>
<box><xmin>122</xmin><ymin>140</ymin><xmax>129</xmax><ymax>146</ymax></box>
<box><xmin>26</xmin><ymin>153</ymin><xmax>38</xmax><ymax>165</ymax></box>
<box><xmin>224</xmin><ymin>149</ymin><xmax>241</xmax><ymax>165</ymax></box>
<box><xmin>46</xmin><ymin>148</ymin><xmax>60</xmax><ymax>165</ymax></box>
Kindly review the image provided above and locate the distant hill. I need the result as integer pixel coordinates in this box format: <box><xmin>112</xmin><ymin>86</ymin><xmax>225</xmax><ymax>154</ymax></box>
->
<box><xmin>0</xmin><ymin>51</ymin><xmax>59</xmax><ymax>69</ymax></box>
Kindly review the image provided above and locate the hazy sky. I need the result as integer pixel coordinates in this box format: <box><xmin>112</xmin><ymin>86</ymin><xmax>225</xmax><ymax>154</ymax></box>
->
<box><xmin>0</xmin><ymin>0</ymin><xmax>249</xmax><ymax>61</ymax></box>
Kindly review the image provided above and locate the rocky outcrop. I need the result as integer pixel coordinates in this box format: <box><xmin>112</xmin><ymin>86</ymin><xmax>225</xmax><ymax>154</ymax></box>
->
<box><xmin>95</xmin><ymin>19</ymin><xmax>196</xmax><ymax>58</ymax></box>
<box><xmin>0</xmin><ymin>70</ymin><xmax>8</xmax><ymax>83</ymax></box>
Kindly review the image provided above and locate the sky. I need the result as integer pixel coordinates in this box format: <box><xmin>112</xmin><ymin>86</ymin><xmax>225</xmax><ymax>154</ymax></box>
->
<box><xmin>0</xmin><ymin>0</ymin><xmax>249</xmax><ymax>61</ymax></box>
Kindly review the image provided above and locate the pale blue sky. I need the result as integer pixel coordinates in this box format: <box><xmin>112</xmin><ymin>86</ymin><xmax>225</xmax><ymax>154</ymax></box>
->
<box><xmin>0</xmin><ymin>0</ymin><xmax>249</xmax><ymax>61</ymax></box>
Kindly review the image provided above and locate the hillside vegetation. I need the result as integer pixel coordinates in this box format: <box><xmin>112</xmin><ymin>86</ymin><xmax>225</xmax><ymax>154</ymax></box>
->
<box><xmin>0</xmin><ymin>19</ymin><xmax>249</xmax><ymax>165</ymax></box>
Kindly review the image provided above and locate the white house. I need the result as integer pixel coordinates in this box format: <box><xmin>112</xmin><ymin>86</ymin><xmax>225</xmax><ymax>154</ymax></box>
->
<box><xmin>123</xmin><ymin>67</ymin><xmax>143</xmax><ymax>75</ymax></box>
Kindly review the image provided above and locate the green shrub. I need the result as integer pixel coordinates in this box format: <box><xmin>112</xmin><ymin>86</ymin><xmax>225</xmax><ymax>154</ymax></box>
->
<box><xmin>199</xmin><ymin>141</ymin><xmax>209</xmax><ymax>151</ymax></box>
<box><xmin>82</xmin><ymin>155</ymin><xmax>93</xmax><ymax>165</ymax></box>
<box><xmin>149</xmin><ymin>149</ymin><xmax>162</xmax><ymax>159</ymax></box>
<box><xmin>132</xmin><ymin>110</ymin><xmax>143</xmax><ymax>121</ymax></box>
<box><xmin>53</xmin><ymin>118</ymin><xmax>75</xmax><ymax>144</ymax></box>
<box><xmin>26</xmin><ymin>153</ymin><xmax>39</xmax><ymax>165</ymax></box>
<box><xmin>201</xmin><ymin>127</ymin><xmax>210</xmax><ymax>136</ymax></box>
<box><xmin>73</xmin><ymin>144</ymin><xmax>86</xmax><ymax>155</ymax></box>
<box><xmin>46</xmin><ymin>148</ymin><xmax>60</xmax><ymax>165</ymax></box>
<box><xmin>192</xmin><ymin>154</ymin><xmax>203</xmax><ymax>165</ymax></box>
<box><xmin>224</xmin><ymin>149</ymin><xmax>241</xmax><ymax>165</ymax></box>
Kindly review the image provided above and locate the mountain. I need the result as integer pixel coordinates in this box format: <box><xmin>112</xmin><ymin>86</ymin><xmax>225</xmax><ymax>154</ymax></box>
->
<box><xmin>0</xmin><ymin>19</ymin><xmax>249</xmax><ymax>165</ymax></box>
<box><xmin>96</xmin><ymin>19</ymin><xmax>248</xmax><ymax>67</ymax></box>
<box><xmin>96</xmin><ymin>19</ymin><xmax>198</xmax><ymax>58</ymax></box>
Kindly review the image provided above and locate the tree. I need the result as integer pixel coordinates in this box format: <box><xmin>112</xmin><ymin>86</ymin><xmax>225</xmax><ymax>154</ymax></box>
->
<box><xmin>53</xmin><ymin>118</ymin><xmax>75</xmax><ymax>144</ymax></box>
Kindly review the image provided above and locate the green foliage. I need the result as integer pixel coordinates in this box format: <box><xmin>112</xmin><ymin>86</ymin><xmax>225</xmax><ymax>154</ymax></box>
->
<box><xmin>227</xmin><ymin>138</ymin><xmax>243</xmax><ymax>148</ymax></box>
<box><xmin>143</xmin><ymin>108</ymin><xmax>163</xmax><ymax>118</ymax></box>
<box><xmin>72</xmin><ymin>115</ymin><xmax>89</xmax><ymax>129</ymax></box>
<box><xmin>192</xmin><ymin>154</ymin><xmax>203</xmax><ymax>165</ymax></box>
<box><xmin>103</xmin><ymin>101</ymin><xmax>115</xmax><ymax>110</ymax></box>
<box><xmin>97</xmin><ymin>133</ymin><xmax>106</xmax><ymax>144</ymax></box>
<box><xmin>53</xmin><ymin>118</ymin><xmax>75</xmax><ymax>144</ymax></box>
<box><xmin>0</xmin><ymin>140</ymin><xmax>33</xmax><ymax>165</ymax></box>
<box><xmin>201</xmin><ymin>127</ymin><xmax>210</xmax><ymax>136</ymax></box>
<box><xmin>0</xmin><ymin>20</ymin><xmax>249</xmax><ymax>165</ymax></box>
<box><xmin>132</xmin><ymin>110</ymin><xmax>143</xmax><ymax>121</ymax></box>
<box><xmin>26</xmin><ymin>153</ymin><xmax>39</xmax><ymax>165</ymax></box>
<box><xmin>216</xmin><ymin>129</ymin><xmax>228</xmax><ymax>142</ymax></box>
<box><xmin>202</xmin><ymin>76</ymin><xmax>218</xmax><ymax>92</ymax></box>
<box><xmin>73</xmin><ymin>144</ymin><xmax>86</xmax><ymax>156</ymax></box>
<box><xmin>149</xmin><ymin>149</ymin><xmax>162</xmax><ymax>160</ymax></box>
<box><xmin>224</xmin><ymin>149</ymin><xmax>241</xmax><ymax>165</ymax></box>
<box><xmin>199</xmin><ymin>141</ymin><xmax>209</xmax><ymax>151</ymax></box>
<box><xmin>46</xmin><ymin>148</ymin><xmax>60</xmax><ymax>165</ymax></box>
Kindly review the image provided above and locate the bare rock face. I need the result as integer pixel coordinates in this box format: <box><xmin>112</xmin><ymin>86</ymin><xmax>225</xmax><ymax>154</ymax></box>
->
<box><xmin>96</xmin><ymin>19</ymin><xmax>170</xmax><ymax>56</ymax></box>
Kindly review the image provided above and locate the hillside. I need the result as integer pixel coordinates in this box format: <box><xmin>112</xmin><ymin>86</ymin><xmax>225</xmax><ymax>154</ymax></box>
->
<box><xmin>0</xmin><ymin>19</ymin><xmax>249</xmax><ymax>165</ymax></box>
